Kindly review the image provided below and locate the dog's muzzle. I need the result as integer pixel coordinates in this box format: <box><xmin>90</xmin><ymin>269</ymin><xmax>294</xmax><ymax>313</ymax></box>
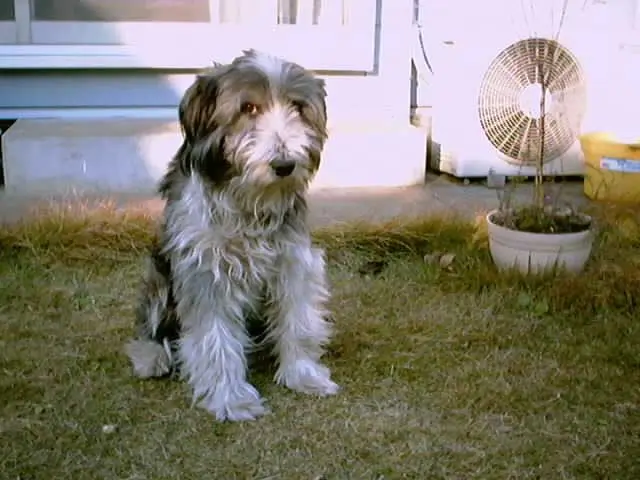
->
<box><xmin>270</xmin><ymin>158</ymin><xmax>296</xmax><ymax>178</ymax></box>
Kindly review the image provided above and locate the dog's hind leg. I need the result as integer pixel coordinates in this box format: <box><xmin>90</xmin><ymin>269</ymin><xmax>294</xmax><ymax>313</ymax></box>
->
<box><xmin>125</xmin><ymin>250</ymin><xmax>179</xmax><ymax>379</ymax></box>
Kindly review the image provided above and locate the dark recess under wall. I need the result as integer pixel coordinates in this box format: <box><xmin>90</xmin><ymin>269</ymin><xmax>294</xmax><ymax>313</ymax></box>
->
<box><xmin>0</xmin><ymin>120</ymin><xmax>17</xmax><ymax>187</ymax></box>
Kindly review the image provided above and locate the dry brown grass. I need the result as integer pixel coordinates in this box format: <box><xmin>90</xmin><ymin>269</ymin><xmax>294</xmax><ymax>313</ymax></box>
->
<box><xmin>1</xmin><ymin>201</ymin><xmax>639</xmax><ymax>479</ymax></box>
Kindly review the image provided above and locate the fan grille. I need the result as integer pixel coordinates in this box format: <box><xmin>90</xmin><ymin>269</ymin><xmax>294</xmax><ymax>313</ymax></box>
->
<box><xmin>478</xmin><ymin>38</ymin><xmax>587</xmax><ymax>166</ymax></box>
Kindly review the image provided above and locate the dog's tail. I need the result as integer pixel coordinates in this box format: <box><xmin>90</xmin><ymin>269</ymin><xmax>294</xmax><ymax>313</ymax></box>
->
<box><xmin>125</xmin><ymin>252</ymin><xmax>179</xmax><ymax>379</ymax></box>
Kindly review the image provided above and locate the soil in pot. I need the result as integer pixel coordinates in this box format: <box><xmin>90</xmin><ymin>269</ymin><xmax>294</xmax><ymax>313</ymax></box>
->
<box><xmin>491</xmin><ymin>205</ymin><xmax>592</xmax><ymax>234</ymax></box>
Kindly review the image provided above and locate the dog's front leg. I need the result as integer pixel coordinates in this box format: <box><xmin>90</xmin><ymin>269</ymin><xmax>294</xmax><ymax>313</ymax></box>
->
<box><xmin>268</xmin><ymin>246</ymin><xmax>339</xmax><ymax>396</ymax></box>
<box><xmin>176</xmin><ymin>270</ymin><xmax>267</xmax><ymax>422</ymax></box>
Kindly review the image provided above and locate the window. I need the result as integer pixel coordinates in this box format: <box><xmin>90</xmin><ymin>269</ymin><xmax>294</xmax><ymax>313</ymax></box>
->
<box><xmin>0</xmin><ymin>2</ymin><xmax>15</xmax><ymax>21</ymax></box>
<box><xmin>31</xmin><ymin>0</ymin><xmax>210</xmax><ymax>22</ymax></box>
<box><xmin>0</xmin><ymin>0</ymin><xmax>377</xmax><ymax>71</ymax></box>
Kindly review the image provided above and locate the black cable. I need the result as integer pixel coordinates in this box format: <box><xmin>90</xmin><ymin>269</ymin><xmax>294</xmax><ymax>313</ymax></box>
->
<box><xmin>415</xmin><ymin>22</ymin><xmax>434</xmax><ymax>74</ymax></box>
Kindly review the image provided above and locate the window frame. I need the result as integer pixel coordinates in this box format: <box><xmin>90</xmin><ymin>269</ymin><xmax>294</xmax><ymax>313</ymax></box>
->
<box><xmin>0</xmin><ymin>0</ymin><xmax>377</xmax><ymax>71</ymax></box>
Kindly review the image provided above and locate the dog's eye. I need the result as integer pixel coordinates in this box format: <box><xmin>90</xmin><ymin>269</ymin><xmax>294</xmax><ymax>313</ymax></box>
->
<box><xmin>291</xmin><ymin>101</ymin><xmax>305</xmax><ymax>114</ymax></box>
<box><xmin>241</xmin><ymin>102</ymin><xmax>260</xmax><ymax>116</ymax></box>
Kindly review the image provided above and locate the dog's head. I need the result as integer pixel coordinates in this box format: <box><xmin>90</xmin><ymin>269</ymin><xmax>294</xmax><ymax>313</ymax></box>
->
<box><xmin>178</xmin><ymin>49</ymin><xmax>328</xmax><ymax>192</ymax></box>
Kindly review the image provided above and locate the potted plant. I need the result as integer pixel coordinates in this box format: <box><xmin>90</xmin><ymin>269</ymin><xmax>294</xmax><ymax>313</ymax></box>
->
<box><xmin>486</xmin><ymin>202</ymin><xmax>594</xmax><ymax>275</ymax></box>
<box><xmin>485</xmin><ymin>3</ymin><xmax>595</xmax><ymax>274</ymax></box>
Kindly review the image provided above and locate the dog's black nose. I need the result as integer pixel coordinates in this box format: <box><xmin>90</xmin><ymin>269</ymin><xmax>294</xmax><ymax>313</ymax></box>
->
<box><xmin>270</xmin><ymin>159</ymin><xmax>296</xmax><ymax>177</ymax></box>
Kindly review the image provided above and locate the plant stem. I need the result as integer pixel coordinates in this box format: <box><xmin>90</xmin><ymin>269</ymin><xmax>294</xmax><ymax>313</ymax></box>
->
<box><xmin>536</xmin><ymin>60</ymin><xmax>547</xmax><ymax>211</ymax></box>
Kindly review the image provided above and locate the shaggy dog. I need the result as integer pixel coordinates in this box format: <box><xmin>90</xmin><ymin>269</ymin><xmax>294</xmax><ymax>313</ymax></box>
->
<box><xmin>125</xmin><ymin>50</ymin><xmax>339</xmax><ymax>422</ymax></box>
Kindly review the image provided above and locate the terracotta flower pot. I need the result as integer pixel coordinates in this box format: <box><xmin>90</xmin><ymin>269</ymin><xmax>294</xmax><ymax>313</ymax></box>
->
<box><xmin>486</xmin><ymin>209</ymin><xmax>595</xmax><ymax>274</ymax></box>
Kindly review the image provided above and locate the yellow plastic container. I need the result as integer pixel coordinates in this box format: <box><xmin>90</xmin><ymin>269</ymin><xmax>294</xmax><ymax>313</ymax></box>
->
<box><xmin>580</xmin><ymin>132</ymin><xmax>640</xmax><ymax>202</ymax></box>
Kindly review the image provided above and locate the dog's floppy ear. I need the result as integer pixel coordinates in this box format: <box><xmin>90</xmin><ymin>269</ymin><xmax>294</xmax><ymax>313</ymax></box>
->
<box><xmin>176</xmin><ymin>64</ymin><xmax>237</xmax><ymax>184</ymax></box>
<box><xmin>314</xmin><ymin>77</ymin><xmax>328</xmax><ymax>131</ymax></box>
<box><xmin>304</xmin><ymin>77</ymin><xmax>328</xmax><ymax>143</ymax></box>
<box><xmin>179</xmin><ymin>65</ymin><xmax>226</xmax><ymax>142</ymax></box>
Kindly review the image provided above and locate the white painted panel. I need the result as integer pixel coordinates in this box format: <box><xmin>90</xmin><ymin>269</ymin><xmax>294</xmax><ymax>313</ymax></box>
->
<box><xmin>0</xmin><ymin>22</ymin><xmax>17</xmax><ymax>44</ymax></box>
<box><xmin>3</xmin><ymin>22</ymin><xmax>375</xmax><ymax>70</ymax></box>
<box><xmin>317</xmin><ymin>0</ymin><xmax>343</xmax><ymax>25</ymax></box>
<box><xmin>0</xmin><ymin>70</ymin><xmax>400</xmax><ymax>124</ymax></box>
<box><xmin>295</xmin><ymin>0</ymin><xmax>316</xmax><ymax>25</ymax></box>
<box><xmin>9</xmin><ymin>0</ymin><xmax>377</xmax><ymax>70</ymax></box>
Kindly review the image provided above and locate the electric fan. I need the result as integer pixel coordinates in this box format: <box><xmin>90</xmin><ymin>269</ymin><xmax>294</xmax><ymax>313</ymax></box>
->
<box><xmin>478</xmin><ymin>37</ymin><xmax>587</xmax><ymax>167</ymax></box>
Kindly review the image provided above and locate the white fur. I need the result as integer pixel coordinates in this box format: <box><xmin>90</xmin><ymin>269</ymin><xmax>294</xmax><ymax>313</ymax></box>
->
<box><xmin>249</xmin><ymin>104</ymin><xmax>313</xmax><ymax>165</ymax></box>
<box><xmin>165</xmin><ymin>176</ymin><xmax>337</xmax><ymax>420</ymax></box>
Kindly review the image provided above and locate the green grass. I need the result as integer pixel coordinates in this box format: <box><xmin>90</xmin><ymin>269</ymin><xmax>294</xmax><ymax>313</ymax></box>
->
<box><xmin>1</xmin><ymin>201</ymin><xmax>639</xmax><ymax>479</ymax></box>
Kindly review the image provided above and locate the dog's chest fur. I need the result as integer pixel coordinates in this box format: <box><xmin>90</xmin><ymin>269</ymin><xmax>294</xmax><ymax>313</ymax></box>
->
<box><xmin>164</xmin><ymin>175</ymin><xmax>308</xmax><ymax>296</ymax></box>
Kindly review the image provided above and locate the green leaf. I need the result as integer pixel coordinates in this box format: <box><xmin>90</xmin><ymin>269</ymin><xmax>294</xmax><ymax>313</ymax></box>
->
<box><xmin>517</xmin><ymin>292</ymin><xmax>533</xmax><ymax>307</ymax></box>
<box><xmin>534</xmin><ymin>299</ymin><xmax>550</xmax><ymax>316</ymax></box>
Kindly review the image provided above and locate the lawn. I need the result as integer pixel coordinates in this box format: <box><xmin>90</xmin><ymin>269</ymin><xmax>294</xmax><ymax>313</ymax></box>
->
<box><xmin>1</xmin><ymin>201</ymin><xmax>639</xmax><ymax>479</ymax></box>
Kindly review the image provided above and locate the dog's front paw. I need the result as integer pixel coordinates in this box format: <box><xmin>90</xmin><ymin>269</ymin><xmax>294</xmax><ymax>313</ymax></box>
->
<box><xmin>276</xmin><ymin>359</ymin><xmax>340</xmax><ymax>396</ymax></box>
<box><xmin>199</xmin><ymin>382</ymin><xmax>269</xmax><ymax>422</ymax></box>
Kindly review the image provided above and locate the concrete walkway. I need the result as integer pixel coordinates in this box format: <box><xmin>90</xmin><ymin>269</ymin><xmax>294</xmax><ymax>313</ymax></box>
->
<box><xmin>0</xmin><ymin>175</ymin><xmax>588</xmax><ymax>228</ymax></box>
